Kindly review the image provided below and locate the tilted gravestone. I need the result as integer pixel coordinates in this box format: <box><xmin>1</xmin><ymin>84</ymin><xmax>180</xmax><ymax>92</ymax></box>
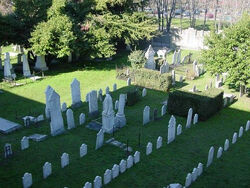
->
<box><xmin>206</xmin><ymin>146</ymin><xmax>214</xmax><ymax>167</ymax></box>
<box><xmin>161</xmin><ymin>105</ymin><xmax>167</xmax><ymax>116</ymax></box>
<box><xmin>95</xmin><ymin>129</ymin><xmax>104</xmax><ymax>150</ymax></box>
<box><xmin>134</xmin><ymin>151</ymin><xmax>140</xmax><ymax>164</ymax></box>
<box><xmin>232</xmin><ymin>132</ymin><xmax>237</xmax><ymax>144</ymax></box>
<box><xmin>224</xmin><ymin>139</ymin><xmax>229</xmax><ymax>151</ymax></box>
<box><xmin>217</xmin><ymin>147</ymin><xmax>223</xmax><ymax>158</ymax></box>
<box><xmin>177</xmin><ymin>124</ymin><xmax>182</xmax><ymax>136</ymax></box>
<box><xmin>156</xmin><ymin>136</ymin><xmax>162</xmax><ymax>149</ymax></box>
<box><xmin>186</xmin><ymin>108</ymin><xmax>193</xmax><ymax>128</ymax></box>
<box><xmin>61</xmin><ymin>153</ymin><xmax>69</xmax><ymax>168</ymax></box>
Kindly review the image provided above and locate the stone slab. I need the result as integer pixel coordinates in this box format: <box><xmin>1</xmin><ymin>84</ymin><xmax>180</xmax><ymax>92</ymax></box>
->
<box><xmin>0</xmin><ymin>117</ymin><xmax>21</xmax><ymax>134</ymax></box>
<box><xmin>28</xmin><ymin>134</ymin><xmax>48</xmax><ymax>142</ymax></box>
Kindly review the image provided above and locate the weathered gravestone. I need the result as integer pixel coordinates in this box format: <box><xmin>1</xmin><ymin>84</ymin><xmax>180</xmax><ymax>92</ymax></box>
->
<box><xmin>104</xmin><ymin>169</ymin><xmax>112</xmax><ymax>185</ymax></box>
<box><xmin>45</xmin><ymin>85</ymin><xmax>54</xmax><ymax>119</ymax></box>
<box><xmin>192</xmin><ymin>168</ymin><xmax>198</xmax><ymax>182</ymax></box>
<box><xmin>144</xmin><ymin>45</ymin><xmax>156</xmax><ymax>70</ymax></box>
<box><xmin>156</xmin><ymin>136</ymin><xmax>162</xmax><ymax>149</ymax></box>
<box><xmin>168</xmin><ymin>115</ymin><xmax>176</xmax><ymax>144</ymax></box>
<box><xmin>206</xmin><ymin>146</ymin><xmax>214</xmax><ymax>167</ymax></box>
<box><xmin>119</xmin><ymin>159</ymin><xmax>126</xmax><ymax>173</ymax></box>
<box><xmin>193</xmin><ymin>114</ymin><xmax>198</xmax><ymax>124</ymax></box>
<box><xmin>217</xmin><ymin>147</ymin><xmax>223</xmax><ymax>158</ymax></box>
<box><xmin>43</xmin><ymin>162</ymin><xmax>52</xmax><ymax>179</ymax></box>
<box><xmin>22</xmin><ymin>54</ymin><xmax>31</xmax><ymax>77</ymax></box>
<box><xmin>93</xmin><ymin>176</ymin><xmax>102</xmax><ymax>188</ymax></box>
<box><xmin>186</xmin><ymin>108</ymin><xmax>193</xmax><ymax>128</ymax></box>
<box><xmin>185</xmin><ymin>173</ymin><xmax>192</xmax><ymax>187</ymax></box>
<box><xmin>112</xmin><ymin>164</ymin><xmax>119</xmax><ymax>179</ymax></box>
<box><xmin>232</xmin><ymin>132</ymin><xmax>237</xmax><ymax>144</ymax></box>
<box><xmin>126</xmin><ymin>155</ymin><xmax>133</xmax><ymax>169</ymax></box>
<box><xmin>102</xmin><ymin>94</ymin><xmax>115</xmax><ymax>133</ymax></box>
<box><xmin>246</xmin><ymin>120</ymin><xmax>250</xmax><ymax>131</ymax></box>
<box><xmin>88</xmin><ymin>90</ymin><xmax>98</xmax><ymax>116</ymax></box>
<box><xmin>83</xmin><ymin>182</ymin><xmax>92</xmax><ymax>188</ymax></box>
<box><xmin>61</xmin><ymin>102</ymin><xmax>67</xmax><ymax>112</ymax></box>
<box><xmin>134</xmin><ymin>151</ymin><xmax>140</xmax><ymax>164</ymax></box>
<box><xmin>4</xmin><ymin>143</ymin><xmax>12</xmax><ymax>158</ymax></box>
<box><xmin>224</xmin><ymin>139</ymin><xmax>229</xmax><ymax>151</ymax></box>
<box><xmin>179</xmin><ymin>75</ymin><xmax>183</xmax><ymax>82</ymax></box>
<box><xmin>197</xmin><ymin>163</ymin><xmax>203</xmax><ymax>176</ymax></box>
<box><xmin>160</xmin><ymin>63</ymin><xmax>168</xmax><ymax>74</ymax></box>
<box><xmin>113</xmin><ymin>83</ymin><xmax>117</xmax><ymax>91</ymax></box>
<box><xmin>80</xmin><ymin>143</ymin><xmax>87</xmax><ymax>157</ymax></box>
<box><xmin>143</xmin><ymin>106</ymin><xmax>150</xmax><ymax>125</ymax></box>
<box><xmin>61</xmin><ymin>153</ymin><xmax>69</xmax><ymax>168</ymax></box>
<box><xmin>4</xmin><ymin>52</ymin><xmax>16</xmax><ymax>80</ymax></box>
<box><xmin>142</xmin><ymin>88</ymin><xmax>147</xmax><ymax>97</ymax></box>
<box><xmin>22</xmin><ymin>172</ymin><xmax>32</xmax><ymax>188</ymax></box>
<box><xmin>95</xmin><ymin>129</ymin><xmax>104</xmax><ymax>150</ymax></box>
<box><xmin>66</xmin><ymin>109</ymin><xmax>75</xmax><ymax>130</ymax></box>
<box><xmin>71</xmin><ymin>78</ymin><xmax>82</xmax><ymax>107</ymax></box>
<box><xmin>176</xmin><ymin>124</ymin><xmax>182</xmax><ymax>136</ymax></box>
<box><xmin>105</xmin><ymin>86</ymin><xmax>110</xmax><ymax>95</ymax></box>
<box><xmin>48</xmin><ymin>90</ymin><xmax>65</xmax><ymax>136</ymax></box>
<box><xmin>79</xmin><ymin>113</ymin><xmax>86</xmax><ymax>125</ymax></box>
<box><xmin>238</xmin><ymin>126</ymin><xmax>243</xmax><ymax>137</ymax></box>
<box><xmin>115</xmin><ymin>100</ymin><xmax>119</xmax><ymax>110</ymax></box>
<box><xmin>146</xmin><ymin>142</ymin><xmax>152</xmax><ymax>155</ymax></box>
<box><xmin>161</xmin><ymin>105</ymin><xmax>167</xmax><ymax>116</ymax></box>
<box><xmin>115</xmin><ymin>94</ymin><xmax>126</xmax><ymax>128</ymax></box>
<box><xmin>127</xmin><ymin>78</ymin><xmax>131</xmax><ymax>86</ymax></box>
<box><xmin>21</xmin><ymin>136</ymin><xmax>29</xmax><ymax>150</ymax></box>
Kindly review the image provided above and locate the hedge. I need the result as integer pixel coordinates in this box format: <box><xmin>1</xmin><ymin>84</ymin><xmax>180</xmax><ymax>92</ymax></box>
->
<box><xmin>167</xmin><ymin>88</ymin><xmax>224</xmax><ymax>121</ymax></box>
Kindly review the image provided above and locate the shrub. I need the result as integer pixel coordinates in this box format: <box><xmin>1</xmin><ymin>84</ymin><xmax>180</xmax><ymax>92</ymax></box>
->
<box><xmin>126</xmin><ymin>88</ymin><xmax>140</xmax><ymax>106</ymax></box>
<box><xmin>128</xmin><ymin>50</ymin><xmax>146</xmax><ymax>69</ymax></box>
<box><xmin>167</xmin><ymin>88</ymin><xmax>224</xmax><ymax>120</ymax></box>
<box><xmin>133</xmin><ymin>68</ymin><xmax>172</xmax><ymax>92</ymax></box>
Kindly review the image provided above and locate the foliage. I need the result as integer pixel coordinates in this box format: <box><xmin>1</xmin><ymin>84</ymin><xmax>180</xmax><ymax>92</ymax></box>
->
<box><xmin>202</xmin><ymin>14</ymin><xmax>250</xmax><ymax>88</ymax></box>
<box><xmin>126</xmin><ymin>87</ymin><xmax>140</xmax><ymax>106</ymax></box>
<box><xmin>128</xmin><ymin>50</ymin><xmax>146</xmax><ymax>69</ymax></box>
<box><xmin>168</xmin><ymin>88</ymin><xmax>224</xmax><ymax>120</ymax></box>
<box><xmin>29</xmin><ymin>0</ymin><xmax>76</xmax><ymax>58</ymax></box>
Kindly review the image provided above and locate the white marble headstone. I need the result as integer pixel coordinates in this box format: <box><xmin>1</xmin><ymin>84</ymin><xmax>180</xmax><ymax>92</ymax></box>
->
<box><xmin>83</xmin><ymin>182</ymin><xmax>92</xmax><ymax>188</ymax></box>
<box><xmin>245</xmin><ymin>120</ymin><xmax>250</xmax><ymax>131</ymax></box>
<box><xmin>22</xmin><ymin>172</ymin><xmax>32</xmax><ymax>188</ymax></box>
<box><xmin>103</xmin><ymin>169</ymin><xmax>111</xmax><ymax>185</ymax></box>
<box><xmin>186</xmin><ymin>108</ymin><xmax>193</xmax><ymax>128</ymax></box>
<box><xmin>66</xmin><ymin>109</ymin><xmax>75</xmax><ymax>130</ymax></box>
<box><xmin>71</xmin><ymin>78</ymin><xmax>82</xmax><ymax>106</ymax></box>
<box><xmin>93</xmin><ymin>176</ymin><xmax>102</xmax><ymax>188</ymax></box>
<box><xmin>146</xmin><ymin>142</ymin><xmax>152</xmax><ymax>155</ymax></box>
<box><xmin>185</xmin><ymin>173</ymin><xmax>192</xmax><ymax>187</ymax></box>
<box><xmin>161</xmin><ymin>105</ymin><xmax>166</xmax><ymax>116</ymax></box>
<box><xmin>206</xmin><ymin>146</ymin><xmax>214</xmax><ymax>167</ymax></box>
<box><xmin>193</xmin><ymin>114</ymin><xmax>198</xmax><ymax>124</ymax></box>
<box><xmin>45</xmin><ymin>85</ymin><xmax>54</xmax><ymax>119</ymax></box>
<box><xmin>143</xmin><ymin>106</ymin><xmax>150</xmax><ymax>125</ymax></box>
<box><xmin>113</xmin><ymin>83</ymin><xmax>117</xmax><ymax>91</ymax></box>
<box><xmin>21</xmin><ymin>136</ymin><xmax>29</xmax><ymax>150</ymax></box>
<box><xmin>22</xmin><ymin>54</ymin><xmax>31</xmax><ymax>77</ymax></box>
<box><xmin>232</xmin><ymin>132</ymin><xmax>237</xmax><ymax>144</ymax></box>
<box><xmin>79</xmin><ymin>113</ymin><xmax>86</xmax><ymax>125</ymax></box>
<box><xmin>80</xmin><ymin>143</ymin><xmax>87</xmax><ymax>157</ymax></box>
<box><xmin>238</xmin><ymin>126</ymin><xmax>243</xmax><ymax>137</ymax></box>
<box><xmin>134</xmin><ymin>151</ymin><xmax>140</xmax><ymax>164</ymax></box>
<box><xmin>43</xmin><ymin>162</ymin><xmax>52</xmax><ymax>179</ymax></box>
<box><xmin>126</xmin><ymin>155</ymin><xmax>133</xmax><ymax>169</ymax></box>
<box><xmin>191</xmin><ymin>168</ymin><xmax>198</xmax><ymax>182</ymax></box>
<box><xmin>156</xmin><ymin>136</ymin><xmax>162</xmax><ymax>149</ymax></box>
<box><xmin>119</xmin><ymin>159</ymin><xmax>126</xmax><ymax>173</ymax></box>
<box><xmin>95</xmin><ymin>129</ymin><xmax>104</xmax><ymax>150</ymax></box>
<box><xmin>176</xmin><ymin>124</ymin><xmax>182</xmax><ymax>136</ymax></box>
<box><xmin>61</xmin><ymin>153</ymin><xmax>69</xmax><ymax>168</ymax></box>
<box><xmin>224</xmin><ymin>139</ymin><xmax>229</xmax><ymax>151</ymax></box>
<box><xmin>216</xmin><ymin>147</ymin><xmax>223</xmax><ymax>158</ymax></box>
<box><xmin>127</xmin><ymin>78</ymin><xmax>131</xmax><ymax>86</ymax></box>
<box><xmin>197</xmin><ymin>163</ymin><xmax>203</xmax><ymax>176</ymax></box>
<box><xmin>168</xmin><ymin>115</ymin><xmax>176</xmax><ymax>144</ymax></box>
<box><xmin>89</xmin><ymin>90</ymin><xmax>98</xmax><ymax>114</ymax></box>
<box><xmin>142</xmin><ymin>88</ymin><xmax>147</xmax><ymax>97</ymax></box>
<box><xmin>112</xmin><ymin>164</ymin><xmax>119</xmax><ymax>179</ymax></box>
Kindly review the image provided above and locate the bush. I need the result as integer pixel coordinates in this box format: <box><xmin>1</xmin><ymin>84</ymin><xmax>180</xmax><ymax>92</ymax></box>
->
<box><xmin>133</xmin><ymin>68</ymin><xmax>172</xmax><ymax>92</ymax></box>
<box><xmin>128</xmin><ymin>50</ymin><xmax>146</xmax><ymax>69</ymax></box>
<box><xmin>126</xmin><ymin>88</ymin><xmax>140</xmax><ymax>106</ymax></box>
<box><xmin>167</xmin><ymin>88</ymin><xmax>223</xmax><ymax>120</ymax></box>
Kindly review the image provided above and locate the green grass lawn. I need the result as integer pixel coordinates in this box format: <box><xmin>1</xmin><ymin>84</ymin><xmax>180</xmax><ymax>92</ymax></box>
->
<box><xmin>0</xmin><ymin>47</ymin><xmax>249</xmax><ymax>188</ymax></box>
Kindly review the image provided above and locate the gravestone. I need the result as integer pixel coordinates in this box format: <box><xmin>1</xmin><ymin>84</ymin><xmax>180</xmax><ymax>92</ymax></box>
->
<box><xmin>103</xmin><ymin>169</ymin><xmax>111</xmax><ymax>185</ymax></box>
<box><xmin>232</xmin><ymin>132</ymin><xmax>237</xmax><ymax>144</ymax></box>
<box><xmin>126</xmin><ymin>155</ymin><xmax>133</xmax><ymax>169</ymax></box>
<box><xmin>22</xmin><ymin>54</ymin><xmax>31</xmax><ymax>77</ymax></box>
<box><xmin>35</xmin><ymin>55</ymin><xmax>48</xmax><ymax>71</ymax></box>
<box><xmin>48</xmin><ymin>90</ymin><xmax>65</xmax><ymax>136</ymax></box>
<box><xmin>194</xmin><ymin>65</ymin><xmax>200</xmax><ymax>77</ymax></box>
<box><xmin>206</xmin><ymin>146</ymin><xmax>214</xmax><ymax>167</ymax></box>
<box><xmin>144</xmin><ymin>45</ymin><xmax>156</xmax><ymax>70</ymax></box>
<box><xmin>246</xmin><ymin>120</ymin><xmax>250</xmax><ymax>131</ymax></box>
<box><xmin>89</xmin><ymin>90</ymin><xmax>98</xmax><ymax>116</ymax></box>
<box><xmin>185</xmin><ymin>173</ymin><xmax>192</xmax><ymax>187</ymax></box>
<box><xmin>160</xmin><ymin>63</ymin><xmax>168</xmax><ymax>74</ymax></box>
<box><xmin>127</xmin><ymin>78</ymin><xmax>131</xmax><ymax>86</ymax></box>
<box><xmin>176</xmin><ymin>49</ymin><xmax>181</xmax><ymax>65</ymax></box>
<box><xmin>193</xmin><ymin>60</ymin><xmax>197</xmax><ymax>72</ymax></box>
<box><xmin>176</xmin><ymin>124</ymin><xmax>182</xmax><ymax>135</ymax></box>
<box><xmin>115</xmin><ymin>94</ymin><xmax>126</xmax><ymax>128</ymax></box>
<box><xmin>83</xmin><ymin>182</ymin><xmax>92</xmax><ymax>188</ymax></box>
<box><xmin>66</xmin><ymin>109</ymin><xmax>75</xmax><ymax>130</ymax></box>
<box><xmin>105</xmin><ymin>86</ymin><xmax>110</xmax><ymax>95</ymax></box>
<box><xmin>79</xmin><ymin>113</ymin><xmax>86</xmax><ymax>125</ymax></box>
<box><xmin>61</xmin><ymin>102</ymin><xmax>67</xmax><ymax>112</ymax></box>
<box><xmin>93</xmin><ymin>176</ymin><xmax>102</xmax><ymax>188</ymax></box>
<box><xmin>142</xmin><ymin>88</ymin><xmax>147</xmax><ymax>97</ymax></box>
<box><xmin>80</xmin><ymin>143</ymin><xmax>87</xmax><ymax>157</ymax></box>
<box><xmin>193</xmin><ymin>114</ymin><xmax>198</xmax><ymax>124</ymax></box>
<box><xmin>71</xmin><ymin>78</ymin><xmax>82</xmax><ymax>107</ymax></box>
<box><xmin>171</xmin><ymin>70</ymin><xmax>175</xmax><ymax>85</ymax></box>
<box><xmin>112</xmin><ymin>164</ymin><xmax>119</xmax><ymax>179</ymax></box>
<box><xmin>61</xmin><ymin>153</ymin><xmax>69</xmax><ymax>168</ymax></box>
<box><xmin>179</xmin><ymin>75</ymin><xmax>183</xmax><ymax>82</ymax></box>
<box><xmin>224</xmin><ymin>139</ymin><xmax>229</xmax><ymax>151</ymax></box>
<box><xmin>102</xmin><ymin>94</ymin><xmax>115</xmax><ymax>133</ymax></box>
<box><xmin>168</xmin><ymin>115</ymin><xmax>176</xmax><ymax>144</ymax></box>
<box><xmin>197</xmin><ymin>163</ymin><xmax>203</xmax><ymax>176</ymax></box>
<box><xmin>217</xmin><ymin>147</ymin><xmax>223</xmax><ymax>158</ymax></box>
<box><xmin>4</xmin><ymin>143</ymin><xmax>12</xmax><ymax>158</ymax></box>
<box><xmin>192</xmin><ymin>168</ymin><xmax>198</xmax><ymax>182</ymax></box>
<box><xmin>115</xmin><ymin>100</ymin><xmax>119</xmax><ymax>110</ymax></box>
<box><xmin>119</xmin><ymin>159</ymin><xmax>126</xmax><ymax>173</ymax></box>
<box><xmin>95</xmin><ymin>129</ymin><xmax>104</xmax><ymax>150</ymax></box>
<box><xmin>113</xmin><ymin>83</ymin><xmax>117</xmax><ymax>91</ymax></box>
<box><xmin>161</xmin><ymin>105</ymin><xmax>167</xmax><ymax>116</ymax></box>
<box><xmin>43</xmin><ymin>162</ymin><xmax>52</xmax><ymax>179</ymax></box>
<box><xmin>238</xmin><ymin>126</ymin><xmax>243</xmax><ymax>137</ymax></box>
<box><xmin>143</xmin><ymin>106</ymin><xmax>150</xmax><ymax>125</ymax></box>
<box><xmin>172</xmin><ymin>50</ymin><xmax>177</xmax><ymax>65</ymax></box>
<box><xmin>146</xmin><ymin>142</ymin><xmax>152</xmax><ymax>155</ymax></box>
<box><xmin>156</xmin><ymin>136</ymin><xmax>162</xmax><ymax>149</ymax></box>
<box><xmin>153</xmin><ymin>108</ymin><xmax>158</xmax><ymax>121</ymax></box>
<box><xmin>134</xmin><ymin>151</ymin><xmax>140</xmax><ymax>164</ymax></box>
<box><xmin>98</xmin><ymin>89</ymin><xmax>103</xmax><ymax>101</ymax></box>
<box><xmin>22</xmin><ymin>173</ymin><xmax>32</xmax><ymax>188</ymax></box>
<box><xmin>21</xmin><ymin>136</ymin><xmax>29</xmax><ymax>150</ymax></box>
<box><xmin>45</xmin><ymin>85</ymin><xmax>54</xmax><ymax>119</ymax></box>
<box><xmin>4</xmin><ymin>52</ymin><xmax>16</xmax><ymax>80</ymax></box>
<box><xmin>28</xmin><ymin>134</ymin><xmax>47</xmax><ymax>142</ymax></box>
<box><xmin>186</xmin><ymin>108</ymin><xmax>193</xmax><ymax>128</ymax></box>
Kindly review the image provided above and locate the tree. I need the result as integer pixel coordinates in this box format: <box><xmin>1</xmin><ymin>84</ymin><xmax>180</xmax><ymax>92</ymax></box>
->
<box><xmin>202</xmin><ymin>14</ymin><xmax>250</xmax><ymax>90</ymax></box>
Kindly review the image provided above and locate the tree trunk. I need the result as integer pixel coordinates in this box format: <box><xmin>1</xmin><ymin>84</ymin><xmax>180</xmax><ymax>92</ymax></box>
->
<box><xmin>214</xmin><ymin>0</ymin><xmax>219</xmax><ymax>32</ymax></box>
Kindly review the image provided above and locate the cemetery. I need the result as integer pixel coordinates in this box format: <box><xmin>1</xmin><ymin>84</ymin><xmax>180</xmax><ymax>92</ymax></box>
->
<box><xmin>0</xmin><ymin>1</ymin><xmax>249</xmax><ymax>188</ymax></box>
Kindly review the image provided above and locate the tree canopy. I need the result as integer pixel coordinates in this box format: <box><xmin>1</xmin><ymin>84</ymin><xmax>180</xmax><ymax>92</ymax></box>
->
<box><xmin>202</xmin><ymin>14</ymin><xmax>250</xmax><ymax>89</ymax></box>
